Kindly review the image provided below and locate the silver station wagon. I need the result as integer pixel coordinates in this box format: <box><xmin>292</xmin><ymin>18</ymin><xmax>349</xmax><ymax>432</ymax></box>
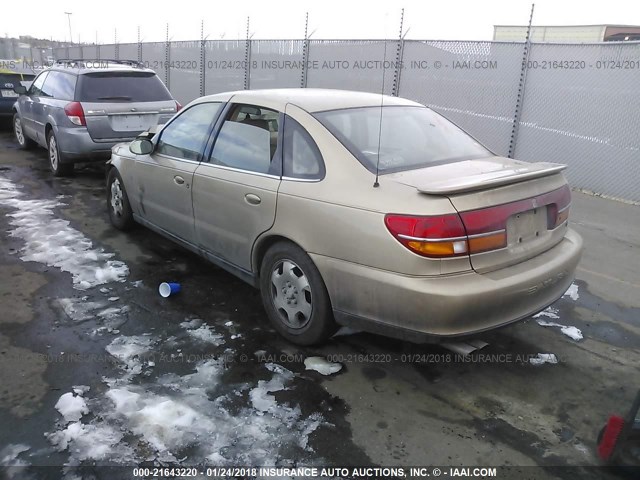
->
<box><xmin>12</xmin><ymin>59</ymin><xmax>178</xmax><ymax>176</ymax></box>
<box><xmin>107</xmin><ymin>89</ymin><xmax>583</xmax><ymax>345</ymax></box>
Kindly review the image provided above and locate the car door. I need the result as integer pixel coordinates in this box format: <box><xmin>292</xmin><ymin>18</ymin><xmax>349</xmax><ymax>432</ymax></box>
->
<box><xmin>30</xmin><ymin>71</ymin><xmax>57</xmax><ymax>144</ymax></box>
<box><xmin>19</xmin><ymin>71</ymin><xmax>48</xmax><ymax>142</ymax></box>
<box><xmin>134</xmin><ymin>101</ymin><xmax>224</xmax><ymax>244</ymax></box>
<box><xmin>192</xmin><ymin>103</ymin><xmax>282</xmax><ymax>272</ymax></box>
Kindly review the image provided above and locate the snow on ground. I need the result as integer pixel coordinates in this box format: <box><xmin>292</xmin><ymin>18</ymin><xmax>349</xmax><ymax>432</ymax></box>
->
<box><xmin>105</xmin><ymin>335</ymin><xmax>156</xmax><ymax>381</ymax></box>
<box><xmin>304</xmin><ymin>357</ymin><xmax>343</xmax><ymax>376</ymax></box>
<box><xmin>55</xmin><ymin>392</ymin><xmax>89</xmax><ymax>423</ymax></box>
<box><xmin>180</xmin><ymin>319</ymin><xmax>225</xmax><ymax>346</ymax></box>
<box><xmin>536</xmin><ymin>319</ymin><xmax>584</xmax><ymax>341</ymax></box>
<box><xmin>563</xmin><ymin>283</ymin><xmax>579</xmax><ymax>301</ymax></box>
<box><xmin>529</xmin><ymin>353</ymin><xmax>558</xmax><ymax>366</ymax></box>
<box><xmin>0</xmin><ymin>176</ymin><xmax>129</xmax><ymax>289</ymax></box>
<box><xmin>0</xmin><ymin>443</ymin><xmax>30</xmax><ymax>466</ymax></box>
<box><xmin>533</xmin><ymin>306</ymin><xmax>560</xmax><ymax>320</ymax></box>
<box><xmin>47</xmin><ymin>339</ymin><xmax>326</xmax><ymax>466</ymax></box>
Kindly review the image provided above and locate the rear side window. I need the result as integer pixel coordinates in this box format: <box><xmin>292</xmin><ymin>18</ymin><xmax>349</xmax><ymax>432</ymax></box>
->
<box><xmin>156</xmin><ymin>102</ymin><xmax>223</xmax><ymax>161</ymax></box>
<box><xmin>41</xmin><ymin>71</ymin><xmax>77</xmax><ymax>100</ymax></box>
<box><xmin>283</xmin><ymin>116</ymin><xmax>325</xmax><ymax>180</ymax></box>
<box><xmin>210</xmin><ymin>104</ymin><xmax>281</xmax><ymax>175</ymax></box>
<box><xmin>78</xmin><ymin>71</ymin><xmax>172</xmax><ymax>102</ymax></box>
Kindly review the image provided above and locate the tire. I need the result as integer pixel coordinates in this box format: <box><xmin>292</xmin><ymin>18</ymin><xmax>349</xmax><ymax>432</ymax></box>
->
<box><xmin>47</xmin><ymin>130</ymin><xmax>73</xmax><ymax>177</ymax></box>
<box><xmin>13</xmin><ymin>114</ymin><xmax>35</xmax><ymax>150</ymax></box>
<box><xmin>259</xmin><ymin>242</ymin><xmax>337</xmax><ymax>345</ymax></box>
<box><xmin>107</xmin><ymin>168</ymin><xmax>135</xmax><ymax>231</ymax></box>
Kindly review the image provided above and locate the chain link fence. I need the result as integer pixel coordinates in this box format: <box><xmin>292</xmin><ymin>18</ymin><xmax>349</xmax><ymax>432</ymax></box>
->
<box><xmin>50</xmin><ymin>39</ymin><xmax>640</xmax><ymax>203</ymax></box>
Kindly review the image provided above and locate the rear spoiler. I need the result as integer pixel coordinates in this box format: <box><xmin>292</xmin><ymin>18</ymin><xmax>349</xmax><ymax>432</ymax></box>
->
<box><xmin>415</xmin><ymin>163</ymin><xmax>567</xmax><ymax>195</ymax></box>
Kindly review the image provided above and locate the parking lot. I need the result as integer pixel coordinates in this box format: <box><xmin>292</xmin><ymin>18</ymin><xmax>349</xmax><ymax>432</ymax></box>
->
<box><xmin>0</xmin><ymin>125</ymin><xmax>639</xmax><ymax>478</ymax></box>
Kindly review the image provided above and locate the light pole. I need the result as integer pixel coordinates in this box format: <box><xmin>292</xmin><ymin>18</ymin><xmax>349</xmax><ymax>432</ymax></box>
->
<box><xmin>64</xmin><ymin>12</ymin><xmax>73</xmax><ymax>44</ymax></box>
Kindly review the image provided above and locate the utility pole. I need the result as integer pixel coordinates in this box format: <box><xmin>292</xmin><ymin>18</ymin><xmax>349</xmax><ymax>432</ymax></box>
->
<box><xmin>64</xmin><ymin>12</ymin><xmax>73</xmax><ymax>44</ymax></box>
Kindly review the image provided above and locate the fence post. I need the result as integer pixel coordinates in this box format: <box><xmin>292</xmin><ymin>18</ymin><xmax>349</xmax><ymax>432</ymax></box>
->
<box><xmin>508</xmin><ymin>3</ymin><xmax>535</xmax><ymax>158</ymax></box>
<box><xmin>200</xmin><ymin>20</ymin><xmax>206</xmax><ymax>97</ymax></box>
<box><xmin>115</xmin><ymin>29</ymin><xmax>119</xmax><ymax>60</ymax></box>
<box><xmin>300</xmin><ymin>12</ymin><xmax>309</xmax><ymax>88</ymax></box>
<box><xmin>244</xmin><ymin>17</ymin><xmax>251</xmax><ymax>90</ymax></box>
<box><xmin>392</xmin><ymin>8</ymin><xmax>405</xmax><ymax>97</ymax></box>
<box><xmin>165</xmin><ymin>24</ymin><xmax>171</xmax><ymax>90</ymax></box>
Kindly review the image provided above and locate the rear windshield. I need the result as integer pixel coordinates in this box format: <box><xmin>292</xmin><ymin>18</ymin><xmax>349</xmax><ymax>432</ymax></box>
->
<box><xmin>0</xmin><ymin>73</ymin><xmax>35</xmax><ymax>89</ymax></box>
<box><xmin>78</xmin><ymin>71</ymin><xmax>172</xmax><ymax>102</ymax></box>
<box><xmin>314</xmin><ymin>106</ymin><xmax>492</xmax><ymax>174</ymax></box>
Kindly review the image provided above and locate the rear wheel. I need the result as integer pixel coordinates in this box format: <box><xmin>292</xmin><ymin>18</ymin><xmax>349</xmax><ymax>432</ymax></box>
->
<box><xmin>47</xmin><ymin>131</ymin><xmax>73</xmax><ymax>177</ymax></box>
<box><xmin>259</xmin><ymin>242</ymin><xmax>337</xmax><ymax>345</ymax></box>
<box><xmin>13</xmin><ymin>114</ymin><xmax>35</xmax><ymax>149</ymax></box>
<box><xmin>107</xmin><ymin>168</ymin><xmax>134</xmax><ymax>231</ymax></box>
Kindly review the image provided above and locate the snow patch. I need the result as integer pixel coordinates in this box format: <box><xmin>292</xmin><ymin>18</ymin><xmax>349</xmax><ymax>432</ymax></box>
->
<box><xmin>0</xmin><ymin>177</ymin><xmax>129</xmax><ymax>289</ymax></box>
<box><xmin>563</xmin><ymin>283</ymin><xmax>579</xmax><ymax>301</ymax></box>
<box><xmin>46</xmin><ymin>421</ymin><xmax>133</xmax><ymax>463</ymax></box>
<box><xmin>181</xmin><ymin>321</ymin><xmax>224</xmax><ymax>346</ymax></box>
<box><xmin>106</xmin><ymin>335</ymin><xmax>155</xmax><ymax>380</ymax></box>
<box><xmin>304</xmin><ymin>357</ymin><xmax>343</xmax><ymax>375</ymax></box>
<box><xmin>0</xmin><ymin>443</ymin><xmax>30</xmax><ymax>466</ymax></box>
<box><xmin>536</xmin><ymin>320</ymin><xmax>583</xmax><ymax>341</ymax></box>
<box><xmin>529</xmin><ymin>353</ymin><xmax>558</xmax><ymax>366</ymax></box>
<box><xmin>533</xmin><ymin>307</ymin><xmax>559</xmax><ymax>320</ymax></box>
<box><xmin>55</xmin><ymin>392</ymin><xmax>89</xmax><ymax>422</ymax></box>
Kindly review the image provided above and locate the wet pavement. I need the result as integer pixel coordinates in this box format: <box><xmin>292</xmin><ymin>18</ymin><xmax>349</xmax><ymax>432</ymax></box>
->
<box><xmin>0</xmin><ymin>128</ymin><xmax>639</xmax><ymax>480</ymax></box>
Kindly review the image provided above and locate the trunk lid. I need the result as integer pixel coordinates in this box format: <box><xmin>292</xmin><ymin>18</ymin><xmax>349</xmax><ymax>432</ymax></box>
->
<box><xmin>387</xmin><ymin>156</ymin><xmax>571</xmax><ymax>273</ymax></box>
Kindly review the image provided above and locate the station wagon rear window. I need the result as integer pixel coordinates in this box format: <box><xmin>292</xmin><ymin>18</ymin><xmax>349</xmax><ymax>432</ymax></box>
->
<box><xmin>314</xmin><ymin>106</ymin><xmax>492</xmax><ymax>174</ymax></box>
<box><xmin>78</xmin><ymin>71</ymin><xmax>172</xmax><ymax>102</ymax></box>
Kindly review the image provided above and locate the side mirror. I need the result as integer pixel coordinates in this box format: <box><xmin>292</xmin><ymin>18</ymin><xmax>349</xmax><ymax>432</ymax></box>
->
<box><xmin>13</xmin><ymin>85</ymin><xmax>27</xmax><ymax>95</ymax></box>
<box><xmin>129</xmin><ymin>138</ymin><xmax>154</xmax><ymax>155</ymax></box>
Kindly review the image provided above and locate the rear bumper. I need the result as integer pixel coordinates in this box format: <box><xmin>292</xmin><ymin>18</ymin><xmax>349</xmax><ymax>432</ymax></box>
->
<box><xmin>312</xmin><ymin>228</ymin><xmax>583</xmax><ymax>342</ymax></box>
<box><xmin>54</xmin><ymin>125</ymin><xmax>129</xmax><ymax>163</ymax></box>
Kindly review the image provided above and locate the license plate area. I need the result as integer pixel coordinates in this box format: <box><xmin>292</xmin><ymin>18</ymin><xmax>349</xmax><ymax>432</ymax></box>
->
<box><xmin>110</xmin><ymin>114</ymin><xmax>155</xmax><ymax>131</ymax></box>
<box><xmin>507</xmin><ymin>207</ymin><xmax>547</xmax><ymax>246</ymax></box>
<box><xmin>1</xmin><ymin>89</ymin><xmax>18</xmax><ymax>98</ymax></box>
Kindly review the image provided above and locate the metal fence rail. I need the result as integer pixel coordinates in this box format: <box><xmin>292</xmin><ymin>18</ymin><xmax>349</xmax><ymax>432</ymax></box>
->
<box><xmin>50</xmin><ymin>39</ymin><xmax>640</xmax><ymax>203</ymax></box>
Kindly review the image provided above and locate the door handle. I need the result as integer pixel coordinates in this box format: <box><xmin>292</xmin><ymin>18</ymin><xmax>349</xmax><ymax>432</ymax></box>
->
<box><xmin>245</xmin><ymin>193</ymin><xmax>261</xmax><ymax>205</ymax></box>
<box><xmin>174</xmin><ymin>175</ymin><xmax>185</xmax><ymax>185</ymax></box>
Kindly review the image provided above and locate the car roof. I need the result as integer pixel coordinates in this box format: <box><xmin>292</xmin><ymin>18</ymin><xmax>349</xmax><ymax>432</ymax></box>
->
<box><xmin>46</xmin><ymin>61</ymin><xmax>157</xmax><ymax>76</ymax></box>
<box><xmin>196</xmin><ymin>88</ymin><xmax>423</xmax><ymax>112</ymax></box>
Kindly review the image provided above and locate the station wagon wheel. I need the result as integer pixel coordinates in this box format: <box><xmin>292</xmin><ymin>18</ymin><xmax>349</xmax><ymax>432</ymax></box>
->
<box><xmin>47</xmin><ymin>130</ymin><xmax>73</xmax><ymax>177</ymax></box>
<box><xmin>260</xmin><ymin>242</ymin><xmax>337</xmax><ymax>345</ymax></box>
<box><xmin>13</xmin><ymin>114</ymin><xmax>34</xmax><ymax>150</ymax></box>
<box><xmin>107</xmin><ymin>168</ymin><xmax>134</xmax><ymax>231</ymax></box>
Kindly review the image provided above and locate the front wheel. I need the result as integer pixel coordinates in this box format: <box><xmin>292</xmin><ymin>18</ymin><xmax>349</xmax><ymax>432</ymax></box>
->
<box><xmin>259</xmin><ymin>242</ymin><xmax>337</xmax><ymax>345</ymax></box>
<box><xmin>107</xmin><ymin>168</ymin><xmax>134</xmax><ymax>231</ymax></box>
<box><xmin>13</xmin><ymin>114</ymin><xmax>35</xmax><ymax>149</ymax></box>
<box><xmin>48</xmin><ymin>130</ymin><xmax>73</xmax><ymax>177</ymax></box>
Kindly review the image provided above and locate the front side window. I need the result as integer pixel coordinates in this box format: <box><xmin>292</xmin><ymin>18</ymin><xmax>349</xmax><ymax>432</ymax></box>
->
<box><xmin>283</xmin><ymin>116</ymin><xmax>325</xmax><ymax>180</ymax></box>
<box><xmin>314</xmin><ymin>106</ymin><xmax>492</xmax><ymax>174</ymax></box>
<box><xmin>28</xmin><ymin>72</ymin><xmax>48</xmax><ymax>96</ymax></box>
<box><xmin>210</xmin><ymin>104</ymin><xmax>281</xmax><ymax>175</ymax></box>
<box><xmin>156</xmin><ymin>102</ymin><xmax>223</xmax><ymax>161</ymax></box>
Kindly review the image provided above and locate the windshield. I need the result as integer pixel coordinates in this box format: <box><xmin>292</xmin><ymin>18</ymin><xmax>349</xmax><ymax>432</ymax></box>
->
<box><xmin>314</xmin><ymin>106</ymin><xmax>492</xmax><ymax>174</ymax></box>
<box><xmin>78</xmin><ymin>71</ymin><xmax>172</xmax><ymax>102</ymax></box>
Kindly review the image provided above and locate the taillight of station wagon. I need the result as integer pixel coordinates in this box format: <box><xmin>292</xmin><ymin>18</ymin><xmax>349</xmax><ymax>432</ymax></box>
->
<box><xmin>385</xmin><ymin>185</ymin><xmax>571</xmax><ymax>258</ymax></box>
<box><xmin>64</xmin><ymin>102</ymin><xmax>86</xmax><ymax>126</ymax></box>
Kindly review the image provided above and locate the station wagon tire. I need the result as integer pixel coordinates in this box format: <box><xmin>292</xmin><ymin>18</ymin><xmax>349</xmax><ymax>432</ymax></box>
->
<box><xmin>47</xmin><ymin>130</ymin><xmax>73</xmax><ymax>177</ymax></box>
<box><xmin>107</xmin><ymin>168</ymin><xmax>134</xmax><ymax>231</ymax></box>
<box><xmin>260</xmin><ymin>242</ymin><xmax>337</xmax><ymax>345</ymax></box>
<box><xmin>13</xmin><ymin>114</ymin><xmax>35</xmax><ymax>150</ymax></box>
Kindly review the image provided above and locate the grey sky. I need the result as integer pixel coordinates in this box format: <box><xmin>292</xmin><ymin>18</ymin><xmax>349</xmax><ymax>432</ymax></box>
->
<box><xmin>4</xmin><ymin>0</ymin><xmax>640</xmax><ymax>43</ymax></box>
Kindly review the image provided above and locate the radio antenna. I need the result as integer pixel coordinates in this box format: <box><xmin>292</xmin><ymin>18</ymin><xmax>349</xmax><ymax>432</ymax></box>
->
<box><xmin>374</xmin><ymin>14</ymin><xmax>391</xmax><ymax>188</ymax></box>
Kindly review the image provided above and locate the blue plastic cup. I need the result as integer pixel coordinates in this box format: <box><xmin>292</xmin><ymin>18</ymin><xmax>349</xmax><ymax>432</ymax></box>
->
<box><xmin>159</xmin><ymin>282</ymin><xmax>181</xmax><ymax>298</ymax></box>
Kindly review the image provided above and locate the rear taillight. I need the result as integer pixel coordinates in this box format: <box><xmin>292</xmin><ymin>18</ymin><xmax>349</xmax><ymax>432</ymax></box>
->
<box><xmin>176</xmin><ymin>101</ymin><xmax>182</xmax><ymax>112</ymax></box>
<box><xmin>385</xmin><ymin>185</ymin><xmax>571</xmax><ymax>259</ymax></box>
<box><xmin>385</xmin><ymin>213</ymin><xmax>468</xmax><ymax>258</ymax></box>
<box><xmin>64</xmin><ymin>102</ymin><xmax>86</xmax><ymax>126</ymax></box>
